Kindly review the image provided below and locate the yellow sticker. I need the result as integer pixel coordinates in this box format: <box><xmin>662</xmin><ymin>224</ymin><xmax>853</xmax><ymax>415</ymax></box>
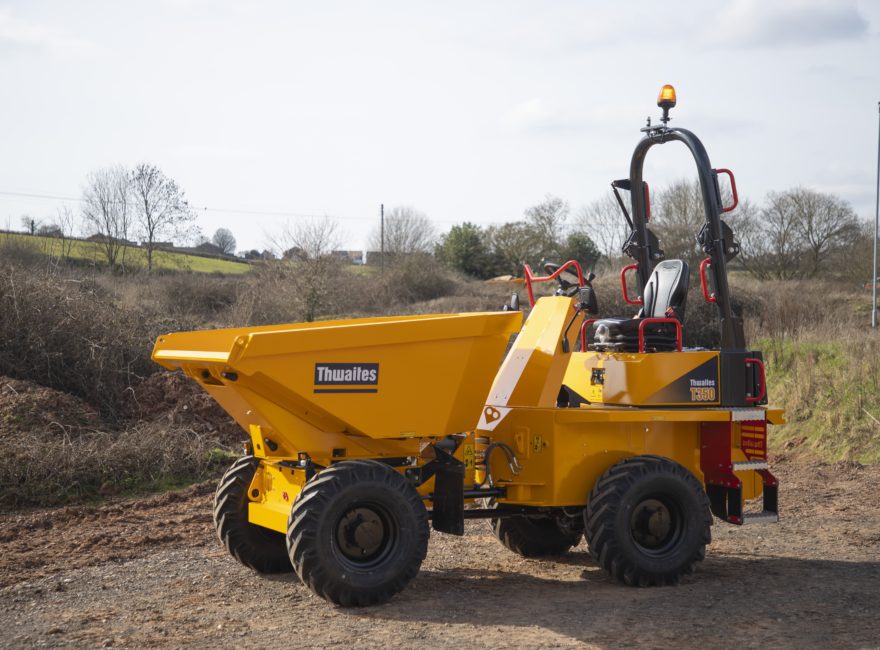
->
<box><xmin>532</xmin><ymin>434</ymin><xmax>543</xmax><ymax>453</ymax></box>
<box><xmin>463</xmin><ymin>443</ymin><xmax>475</xmax><ymax>470</ymax></box>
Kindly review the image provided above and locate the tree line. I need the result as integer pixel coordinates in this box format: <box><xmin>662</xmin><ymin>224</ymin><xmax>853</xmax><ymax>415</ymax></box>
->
<box><xmin>433</xmin><ymin>182</ymin><xmax>869</xmax><ymax>282</ymax></box>
<box><xmin>13</xmin><ymin>163</ymin><xmax>871</xmax><ymax>283</ymax></box>
<box><xmin>16</xmin><ymin>164</ymin><xmax>238</xmax><ymax>272</ymax></box>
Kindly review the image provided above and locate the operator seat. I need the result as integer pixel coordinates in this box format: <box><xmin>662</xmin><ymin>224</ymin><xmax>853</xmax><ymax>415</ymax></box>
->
<box><xmin>591</xmin><ymin>259</ymin><xmax>689</xmax><ymax>352</ymax></box>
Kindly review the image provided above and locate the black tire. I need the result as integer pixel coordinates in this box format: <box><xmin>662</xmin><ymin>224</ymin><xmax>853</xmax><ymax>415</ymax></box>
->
<box><xmin>584</xmin><ymin>455</ymin><xmax>712</xmax><ymax>586</ymax></box>
<box><xmin>491</xmin><ymin>512</ymin><xmax>582</xmax><ymax>557</ymax></box>
<box><xmin>213</xmin><ymin>456</ymin><xmax>292</xmax><ymax>574</ymax></box>
<box><xmin>287</xmin><ymin>460</ymin><xmax>429</xmax><ymax>607</ymax></box>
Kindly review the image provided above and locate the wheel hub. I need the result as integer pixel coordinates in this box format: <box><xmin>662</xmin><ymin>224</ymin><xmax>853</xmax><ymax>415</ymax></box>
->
<box><xmin>336</xmin><ymin>507</ymin><xmax>387</xmax><ymax>561</ymax></box>
<box><xmin>630</xmin><ymin>498</ymin><xmax>674</xmax><ymax>550</ymax></box>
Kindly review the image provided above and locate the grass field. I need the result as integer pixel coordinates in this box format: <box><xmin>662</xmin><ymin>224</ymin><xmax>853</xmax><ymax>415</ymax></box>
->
<box><xmin>0</xmin><ymin>231</ymin><xmax>251</xmax><ymax>274</ymax></box>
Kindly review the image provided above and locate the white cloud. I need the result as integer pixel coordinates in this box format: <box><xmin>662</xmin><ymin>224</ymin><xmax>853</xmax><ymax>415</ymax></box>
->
<box><xmin>500</xmin><ymin>98</ymin><xmax>649</xmax><ymax>136</ymax></box>
<box><xmin>0</xmin><ymin>9</ymin><xmax>97</xmax><ymax>57</ymax></box>
<box><xmin>501</xmin><ymin>98</ymin><xmax>554</xmax><ymax>131</ymax></box>
<box><xmin>172</xmin><ymin>144</ymin><xmax>241</xmax><ymax>159</ymax></box>
<box><xmin>711</xmin><ymin>0</ymin><xmax>868</xmax><ymax>48</ymax></box>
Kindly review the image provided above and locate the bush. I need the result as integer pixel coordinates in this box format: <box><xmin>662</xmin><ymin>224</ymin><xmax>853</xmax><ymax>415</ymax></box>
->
<box><xmin>157</xmin><ymin>272</ymin><xmax>239</xmax><ymax>319</ymax></box>
<box><xmin>0</xmin><ymin>421</ymin><xmax>230</xmax><ymax>507</ymax></box>
<box><xmin>378</xmin><ymin>253</ymin><xmax>459</xmax><ymax>305</ymax></box>
<box><xmin>0</xmin><ymin>262</ymin><xmax>193</xmax><ymax>418</ymax></box>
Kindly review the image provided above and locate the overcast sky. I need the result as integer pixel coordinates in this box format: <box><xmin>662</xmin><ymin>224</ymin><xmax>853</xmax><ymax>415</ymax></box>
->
<box><xmin>1</xmin><ymin>0</ymin><xmax>878</xmax><ymax>252</ymax></box>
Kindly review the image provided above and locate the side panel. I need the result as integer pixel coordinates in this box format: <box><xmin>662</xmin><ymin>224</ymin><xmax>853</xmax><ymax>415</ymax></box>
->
<box><xmin>564</xmin><ymin>351</ymin><xmax>721</xmax><ymax>406</ymax></box>
<box><xmin>484</xmin><ymin>409</ymin><xmax>705</xmax><ymax>506</ymax></box>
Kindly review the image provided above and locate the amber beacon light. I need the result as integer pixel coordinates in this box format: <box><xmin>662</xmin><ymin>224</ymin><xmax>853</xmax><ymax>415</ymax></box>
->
<box><xmin>657</xmin><ymin>84</ymin><xmax>676</xmax><ymax>124</ymax></box>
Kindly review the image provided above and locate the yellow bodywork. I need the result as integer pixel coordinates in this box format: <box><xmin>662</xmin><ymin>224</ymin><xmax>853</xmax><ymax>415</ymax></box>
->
<box><xmin>153</xmin><ymin>311</ymin><xmax>520</xmax><ymax>532</ymax></box>
<box><xmin>152</xmin><ymin>295</ymin><xmax>784</xmax><ymax>535</ymax></box>
<box><xmin>471</xmin><ymin>296</ymin><xmax>781</xmax><ymax>509</ymax></box>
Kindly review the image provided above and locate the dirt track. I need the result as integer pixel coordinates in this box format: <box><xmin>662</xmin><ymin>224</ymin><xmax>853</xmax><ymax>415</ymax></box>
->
<box><xmin>2</xmin><ymin>458</ymin><xmax>879</xmax><ymax>649</ymax></box>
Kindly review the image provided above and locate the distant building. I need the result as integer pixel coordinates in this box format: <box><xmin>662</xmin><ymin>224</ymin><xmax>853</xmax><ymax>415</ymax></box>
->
<box><xmin>194</xmin><ymin>242</ymin><xmax>224</xmax><ymax>255</ymax></box>
<box><xmin>365</xmin><ymin>251</ymin><xmax>401</xmax><ymax>266</ymax></box>
<box><xmin>332</xmin><ymin>250</ymin><xmax>365</xmax><ymax>265</ymax></box>
<box><xmin>85</xmin><ymin>233</ymin><xmax>137</xmax><ymax>246</ymax></box>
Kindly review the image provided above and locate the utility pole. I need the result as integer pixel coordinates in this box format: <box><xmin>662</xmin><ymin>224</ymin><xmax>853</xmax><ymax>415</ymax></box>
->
<box><xmin>873</xmin><ymin>102</ymin><xmax>879</xmax><ymax>328</ymax></box>
<box><xmin>380</xmin><ymin>203</ymin><xmax>385</xmax><ymax>273</ymax></box>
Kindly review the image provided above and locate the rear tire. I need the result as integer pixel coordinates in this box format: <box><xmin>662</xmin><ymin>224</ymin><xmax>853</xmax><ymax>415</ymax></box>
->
<box><xmin>287</xmin><ymin>460</ymin><xmax>429</xmax><ymax>606</ymax></box>
<box><xmin>213</xmin><ymin>456</ymin><xmax>292</xmax><ymax>574</ymax></box>
<box><xmin>491</xmin><ymin>511</ymin><xmax>582</xmax><ymax>557</ymax></box>
<box><xmin>584</xmin><ymin>455</ymin><xmax>712</xmax><ymax>586</ymax></box>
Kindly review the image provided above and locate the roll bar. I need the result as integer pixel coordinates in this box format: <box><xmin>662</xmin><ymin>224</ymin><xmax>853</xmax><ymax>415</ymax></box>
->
<box><xmin>624</xmin><ymin>124</ymin><xmax>746</xmax><ymax>350</ymax></box>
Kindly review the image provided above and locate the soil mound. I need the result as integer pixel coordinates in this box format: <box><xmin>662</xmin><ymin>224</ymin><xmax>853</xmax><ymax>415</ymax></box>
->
<box><xmin>0</xmin><ymin>377</ymin><xmax>100</xmax><ymax>434</ymax></box>
<box><xmin>128</xmin><ymin>371</ymin><xmax>242</xmax><ymax>444</ymax></box>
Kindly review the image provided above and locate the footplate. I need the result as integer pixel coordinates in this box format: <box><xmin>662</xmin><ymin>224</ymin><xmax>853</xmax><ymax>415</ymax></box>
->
<box><xmin>701</xmin><ymin>420</ymin><xmax>778</xmax><ymax>525</ymax></box>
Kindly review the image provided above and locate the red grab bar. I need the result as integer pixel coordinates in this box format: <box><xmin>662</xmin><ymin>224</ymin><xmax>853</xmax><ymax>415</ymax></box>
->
<box><xmin>579</xmin><ymin>318</ymin><xmax>597</xmax><ymax>351</ymax></box>
<box><xmin>637</xmin><ymin>318</ymin><xmax>682</xmax><ymax>353</ymax></box>
<box><xmin>523</xmin><ymin>260</ymin><xmax>585</xmax><ymax>308</ymax></box>
<box><xmin>620</xmin><ymin>264</ymin><xmax>642</xmax><ymax>305</ymax></box>
<box><xmin>745</xmin><ymin>357</ymin><xmax>766</xmax><ymax>403</ymax></box>
<box><xmin>716</xmin><ymin>168</ymin><xmax>738</xmax><ymax>213</ymax></box>
<box><xmin>699</xmin><ymin>257</ymin><xmax>717</xmax><ymax>303</ymax></box>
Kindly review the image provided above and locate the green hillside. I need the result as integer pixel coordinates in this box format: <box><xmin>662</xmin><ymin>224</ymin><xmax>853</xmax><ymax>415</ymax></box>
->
<box><xmin>0</xmin><ymin>232</ymin><xmax>251</xmax><ymax>274</ymax></box>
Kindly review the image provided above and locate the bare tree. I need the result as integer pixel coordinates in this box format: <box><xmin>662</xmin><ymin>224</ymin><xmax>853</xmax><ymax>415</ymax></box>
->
<box><xmin>81</xmin><ymin>165</ymin><xmax>132</xmax><ymax>271</ymax></box>
<box><xmin>369</xmin><ymin>206</ymin><xmax>435</xmax><ymax>258</ymax></box>
<box><xmin>573</xmin><ymin>193</ymin><xmax>629</xmax><ymax>267</ymax></box>
<box><xmin>212</xmin><ymin>228</ymin><xmax>237</xmax><ymax>255</ymax></box>
<box><xmin>55</xmin><ymin>205</ymin><xmax>78</xmax><ymax>260</ymax></box>
<box><xmin>130</xmin><ymin>163</ymin><xmax>194</xmax><ymax>272</ymax></box>
<box><xmin>788</xmin><ymin>188</ymin><xmax>861</xmax><ymax>276</ymax></box>
<box><xmin>20</xmin><ymin>215</ymin><xmax>41</xmax><ymax>235</ymax></box>
<box><xmin>276</xmin><ymin>217</ymin><xmax>342</xmax><ymax>321</ymax></box>
<box><xmin>279</xmin><ymin>217</ymin><xmax>340</xmax><ymax>260</ymax></box>
<box><xmin>651</xmin><ymin>180</ymin><xmax>706</xmax><ymax>268</ymax></box>
<box><xmin>729</xmin><ymin>189</ymin><xmax>853</xmax><ymax>280</ymax></box>
<box><xmin>485</xmin><ymin>221</ymin><xmax>535</xmax><ymax>276</ymax></box>
<box><xmin>524</xmin><ymin>194</ymin><xmax>568</xmax><ymax>260</ymax></box>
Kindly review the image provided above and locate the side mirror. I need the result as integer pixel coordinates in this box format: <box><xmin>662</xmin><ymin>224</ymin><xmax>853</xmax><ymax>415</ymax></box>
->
<box><xmin>579</xmin><ymin>286</ymin><xmax>599</xmax><ymax>315</ymax></box>
<box><xmin>502</xmin><ymin>292</ymin><xmax>521</xmax><ymax>312</ymax></box>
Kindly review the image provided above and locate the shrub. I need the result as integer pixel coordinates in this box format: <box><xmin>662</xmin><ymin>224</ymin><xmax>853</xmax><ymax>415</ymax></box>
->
<box><xmin>377</xmin><ymin>253</ymin><xmax>459</xmax><ymax>305</ymax></box>
<box><xmin>0</xmin><ymin>262</ymin><xmax>192</xmax><ymax>418</ymax></box>
<box><xmin>0</xmin><ymin>421</ymin><xmax>230</xmax><ymax>507</ymax></box>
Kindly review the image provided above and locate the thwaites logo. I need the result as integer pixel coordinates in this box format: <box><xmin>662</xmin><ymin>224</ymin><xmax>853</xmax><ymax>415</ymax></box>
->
<box><xmin>314</xmin><ymin>363</ymin><xmax>379</xmax><ymax>393</ymax></box>
<box><xmin>689</xmin><ymin>377</ymin><xmax>717</xmax><ymax>402</ymax></box>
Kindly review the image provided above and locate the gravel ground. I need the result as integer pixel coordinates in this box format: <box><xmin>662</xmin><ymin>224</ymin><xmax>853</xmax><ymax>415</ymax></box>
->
<box><xmin>1</xmin><ymin>459</ymin><xmax>879</xmax><ymax>649</ymax></box>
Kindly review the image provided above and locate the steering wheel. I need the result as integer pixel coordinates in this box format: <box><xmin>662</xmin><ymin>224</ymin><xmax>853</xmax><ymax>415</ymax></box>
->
<box><xmin>543</xmin><ymin>261</ymin><xmax>576</xmax><ymax>294</ymax></box>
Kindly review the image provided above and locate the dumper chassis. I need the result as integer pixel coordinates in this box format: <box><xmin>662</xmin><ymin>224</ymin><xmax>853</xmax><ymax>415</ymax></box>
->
<box><xmin>153</xmin><ymin>86</ymin><xmax>783</xmax><ymax>606</ymax></box>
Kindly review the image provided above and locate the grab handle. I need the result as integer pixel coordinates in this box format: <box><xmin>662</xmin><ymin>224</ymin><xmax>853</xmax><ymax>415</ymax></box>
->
<box><xmin>745</xmin><ymin>357</ymin><xmax>766</xmax><ymax>404</ymax></box>
<box><xmin>620</xmin><ymin>264</ymin><xmax>642</xmax><ymax>305</ymax></box>
<box><xmin>715</xmin><ymin>168</ymin><xmax>738</xmax><ymax>213</ymax></box>
<box><xmin>699</xmin><ymin>257</ymin><xmax>717</xmax><ymax>303</ymax></box>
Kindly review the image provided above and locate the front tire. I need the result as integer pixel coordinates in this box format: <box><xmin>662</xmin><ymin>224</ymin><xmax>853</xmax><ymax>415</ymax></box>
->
<box><xmin>287</xmin><ymin>460</ymin><xmax>429</xmax><ymax>606</ymax></box>
<box><xmin>585</xmin><ymin>455</ymin><xmax>712</xmax><ymax>586</ymax></box>
<box><xmin>213</xmin><ymin>456</ymin><xmax>292</xmax><ymax>574</ymax></box>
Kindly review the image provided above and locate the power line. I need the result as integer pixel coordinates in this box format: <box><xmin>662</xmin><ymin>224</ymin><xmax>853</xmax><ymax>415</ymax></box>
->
<box><xmin>0</xmin><ymin>189</ymin><xmax>81</xmax><ymax>202</ymax></box>
<box><xmin>0</xmin><ymin>188</ymin><xmax>506</xmax><ymax>226</ymax></box>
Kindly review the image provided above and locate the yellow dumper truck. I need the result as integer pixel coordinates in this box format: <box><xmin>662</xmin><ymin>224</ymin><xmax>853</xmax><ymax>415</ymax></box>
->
<box><xmin>153</xmin><ymin>86</ymin><xmax>782</xmax><ymax>606</ymax></box>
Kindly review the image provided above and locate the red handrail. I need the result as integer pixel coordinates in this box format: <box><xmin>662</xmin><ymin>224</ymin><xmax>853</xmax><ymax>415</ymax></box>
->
<box><xmin>699</xmin><ymin>257</ymin><xmax>717</xmax><ymax>303</ymax></box>
<box><xmin>716</xmin><ymin>168</ymin><xmax>738</xmax><ymax>213</ymax></box>
<box><xmin>744</xmin><ymin>357</ymin><xmax>766</xmax><ymax>403</ymax></box>
<box><xmin>637</xmin><ymin>318</ymin><xmax>682</xmax><ymax>353</ymax></box>
<box><xmin>523</xmin><ymin>260</ymin><xmax>585</xmax><ymax>308</ymax></box>
<box><xmin>579</xmin><ymin>318</ymin><xmax>597</xmax><ymax>351</ymax></box>
<box><xmin>620</xmin><ymin>264</ymin><xmax>642</xmax><ymax>305</ymax></box>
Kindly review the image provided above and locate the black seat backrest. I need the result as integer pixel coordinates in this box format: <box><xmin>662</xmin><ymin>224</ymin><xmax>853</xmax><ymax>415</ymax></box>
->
<box><xmin>640</xmin><ymin>259</ymin><xmax>689</xmax><ymax>320</ymax></box>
